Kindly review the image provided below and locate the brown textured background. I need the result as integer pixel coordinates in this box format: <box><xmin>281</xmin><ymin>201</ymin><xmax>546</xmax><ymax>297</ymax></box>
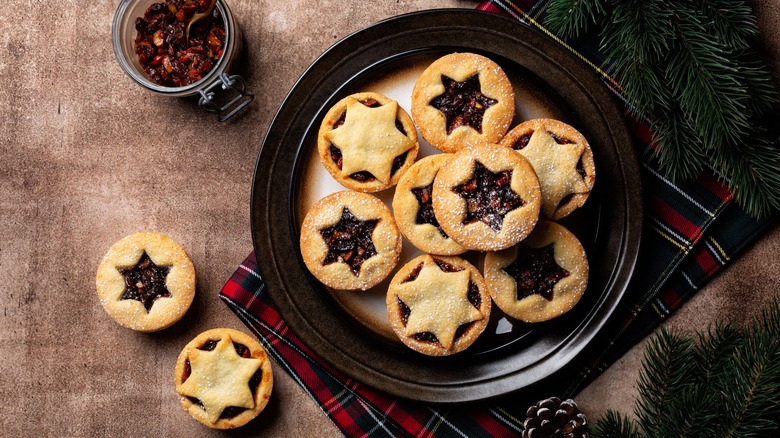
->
<box><xmin>1</xmin><ymin>0</ymin><xmax>779</xmax><ymax>436</ymax></box>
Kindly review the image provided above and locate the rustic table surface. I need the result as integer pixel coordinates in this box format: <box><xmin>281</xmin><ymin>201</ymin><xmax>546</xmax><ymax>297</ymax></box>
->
<box><xmin>2</xmin><ymin>0</ymin><xmax>779</xmax><ymax>436</ymax></box>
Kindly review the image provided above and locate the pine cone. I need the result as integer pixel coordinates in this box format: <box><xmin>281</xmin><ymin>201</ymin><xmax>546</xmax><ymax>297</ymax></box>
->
<box><xmin>523</xmin><ymin>397</ymin><xmax>589</xmax><ymax>438</ymax></box>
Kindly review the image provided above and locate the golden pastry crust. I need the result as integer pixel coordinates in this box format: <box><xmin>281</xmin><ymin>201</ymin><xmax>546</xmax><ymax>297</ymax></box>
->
<box><xmin>386</xmin><ymin>255</ymin><xmax>491</xmax><ymax>356</ymax></box>
<box><xmin>500</xmin><ymin>118</ymin><xmax>596</xmax><ymax>219</ymax></box>
<box><xmin>484</xmin><ymin>221</ymin><xmax>589</xmax><ymax>323</ymax></box>
<box><xmin>432</xmin><ymin>143</ymin><xmax>541</xmax><ymax>252</ymax></box>
<box><xmin>95</xmin><ymin>232</ymin><xmax>196</xmax><ymax>332</ymax></box>
<box><xmin>391</xmin><ymin>154</ymin><xmax>467</xmax><ymax>255</ymax></box>
<box><xmin>299</xmin><ymin>191</ymin><xmax>402</xmax><ymax>290</ymax></box>
<box><xmin>175</xmin><ymin>328</ymin><xmax>273</xmax><ymax>429</ymax></box>
<box><xmin>411</xmin><ymin>52</ymin><xmax>515</xmax><ymax>153</ymax></box>
<box><xmin>317</xmin><ymin>91</ymin><xmax>419</xmax><ymax>192</ymax></box>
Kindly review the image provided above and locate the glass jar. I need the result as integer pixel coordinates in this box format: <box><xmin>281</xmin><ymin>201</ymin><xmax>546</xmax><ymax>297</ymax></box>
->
<box><xmin>112</xmin><ymin>0</ymin><xmax>253</xmax><ymax>121</ymax></box>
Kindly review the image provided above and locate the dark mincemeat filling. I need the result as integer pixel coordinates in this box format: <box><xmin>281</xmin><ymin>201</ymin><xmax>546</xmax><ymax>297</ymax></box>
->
<box><xmin>404</xmin><ymin>262</ymin><xmax>425</xmax><ymax>283</ymax></box>
<box><xmin>452</xmin><ymin>161</ymin><xmax>524</xmax><ymax>232</ymax></box>
<box><xmin>118</xmin><ymin>252</ymin><xmax>171</xmax><ymax>312</ymax></box>
<box><xmin>430</xmin><ymin>74</ymin><xmax>497</xmax><ymax>135</ymax></box>
<box><xmin>512</xmin><ymin>133</ymin><xmax>533</xmax><ymax>150</ymax></box>
<box><xmin>431</xmin><ymin>258</ymin><xmax>462</xmax><ymax>273</ymax></box>
<box><xmin>319</xmin><ymin>207</ymin><xmax>379</xmax><ymax>276</ymax></box>
<box><xmin>411</xmin><ymin>183</ymin><xmax>449</xmax><ymax>238</ymax></box>
<box><xmin>134</xmin><ymin>0</ymin><xmax>225</xmax><ymax>87</ymax></box>
<box><xmin>196</xmin><ymin>340</ymin><xmax>250</xmax><ymax>355</ymax></box>
<box><xmin>502</xmin><ymin>243</ymin><xmax>570</xmax><ymax>301</ymax></box>
<box><xmin>329</xmin><ymin>147</ymin><xmax>408</xmax><ymax>183</ymax></box>
<box><xmin>576</xmin><ymin>159</ymin><xmax>587</xmax><ymax>178</ymax></box>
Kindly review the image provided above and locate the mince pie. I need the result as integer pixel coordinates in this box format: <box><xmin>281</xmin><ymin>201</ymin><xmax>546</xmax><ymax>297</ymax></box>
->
<box><xmin>95</xmin><ymin>232</ymin><xmax>196</xmax><ymax>332</ymax></box>
<box><xmin>500</xmin><ymin>118</ymin><xmax>596</xmax><ymax>219</ymax></box>
<box><xmin>484</xmin><ymin>220</ymin><xmax>589</xmax><ymax>323</ymax></box>
<box><xmin>432</xmin><ymin>143</ymin><xmax>541</xmax><ymax>252</ymax></box>
<box><xmin>411</xmin><ymin>52</ymin><xmax>515</xmax><ymax>153</ymax></box>
<box><xmin>300</xmin><ymin>190</ymin><xmax>402</xmax><ymax>290</ymax></box>
<box><xmin>387</xmin><ymin>254</ymin><xmax>491</xmax><ymax>356</ymax></box>
<box><xmin>175</xmin><ymin>328</ymin><xmax>273</xmax><ymax>429</ymax></box>
<box><xmin>318</xmin><ymin>91</ymin><xmax>419</xmax><ymax>192</ymax></box>
<box><xmin>392</xmin><ymin>154</ymin><xmax>467</xmax><ymax>256</ymax></box>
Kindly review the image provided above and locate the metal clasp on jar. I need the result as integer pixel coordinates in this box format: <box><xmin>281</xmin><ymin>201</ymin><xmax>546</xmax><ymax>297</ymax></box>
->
<box><xmin>198</xmin><ymin>73</ymin><xmax>254</xmax><ymax>122</ymax></box>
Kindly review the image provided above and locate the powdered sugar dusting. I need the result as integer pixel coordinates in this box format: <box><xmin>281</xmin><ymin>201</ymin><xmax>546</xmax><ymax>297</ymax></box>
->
<box><xmin>95</xmin><ymin>232</ymin><xmax>195</xmax><ymax>332</ymax></box>
<box><xmin>296</xmin><ymin>51</ymin><xmax>591</xmax><ymax>343</ymax></box>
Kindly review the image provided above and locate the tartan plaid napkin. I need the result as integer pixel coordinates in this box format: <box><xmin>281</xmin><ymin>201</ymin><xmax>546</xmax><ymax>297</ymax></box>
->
<box><xmin>220</xmin><ymin>1</ymin><xmax>778</xmax><ymax>435</ymax></box>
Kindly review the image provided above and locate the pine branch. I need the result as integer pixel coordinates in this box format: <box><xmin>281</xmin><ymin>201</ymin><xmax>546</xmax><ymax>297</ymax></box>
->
<box><xmin>599</xmin><ymin>0</ymin><xmax>673</xmax><ymax>117</ymax></box>
<box><xmin>544</xmin><ymin>0</ymin><xmax>608</xmax><ymax>39</ymax></box>
<box><xmin>721</xmin><ymin>305</ymin><xmax>780</xmax><ymax>437</ymax></box>
<box><xmin>650</xmin><ymin>102</ymin><xmax>707</xmax><ymax>181</ymax></box>
<box><xmin>634</xmin><ymin>328</ymin><xmax>695</xmax><ymax>437</ymax></box>
<box><xmin>710</xmin><ymin>128</ymin><xmax>780</xmax><ymax>217</ymax></box>
<box><xmin>590</xmin><ymin>298</ymin><xmax>780</xmax><ymax>438</ymax></box>
<box><xmin>668</xmin><ymin>325</ymin><xmax>745</xmax><ymax>436</ymax></box>
<box><xmin>737</xmin><ymin>54</ymin><xmax>778</xmax><ymax>115</ymax></box>
<box><xmin>591</xmin><ymin>410</ymin><xmax>640</xmax><ymax>438</ymax></box>
<box><xmin>544</xmin><ymin>0</ymin><xmax>780</xmax><ymax>218</ymax></box>
<box><xmin>694</xmin><ymin>323</ymin><xmax>746</xmax><ymax>387</ymax></box>
<box><xmin>722</xmin><ymin>339</ymin><xmax>780</xmax><ymax>436</ymax></box>
<box><xmin>695</xmin><ymin>0</ymin><xmax>759</xmax><ymax>48</ymax></box>
<box><xmin>600</xmin><ymin>0</ymin><xmax>673</xmax><ymax>63</ymax></box>
<box><xmin>663</xmin><ymin>385</ymin><xmax>720</xmax><ymax>437</ymax></box>
<box><xmin>665</xmin><ymin>3</ymin><xmax>749</xmax><ymax>151</ymax></box>
<box><xmin>760</xmin><ymin>297</ymin><xmax>780</xmax><ymax>336</ymax></box>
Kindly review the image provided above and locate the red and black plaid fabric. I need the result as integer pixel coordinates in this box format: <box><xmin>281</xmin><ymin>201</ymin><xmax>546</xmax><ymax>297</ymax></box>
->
<box><xmin>220</xmin><ymin>1</ymin><xmax>777</xmax><ymax>436</ymax></box>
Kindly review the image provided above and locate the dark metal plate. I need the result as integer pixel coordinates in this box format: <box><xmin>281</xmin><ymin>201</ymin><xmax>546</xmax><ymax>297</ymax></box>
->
<box><xmin>251</xmin><ymin>9</ymin><xmax>642</xmax><ymax>403</ymax></box>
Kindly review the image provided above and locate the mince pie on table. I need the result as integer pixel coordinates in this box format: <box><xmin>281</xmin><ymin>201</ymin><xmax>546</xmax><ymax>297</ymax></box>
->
<box><xmin>432</xmin><ymin>143</ymin><xmax>541</xmax><ymax>252</ymax></box>
<box><xmin>95</xmin><ymin>232</ymin><xmax>196</xmax><ymax>332</ymax></box>
<box><xmin>392</xmin><ymin>154</ymin><xmax>467</xmax><ymax>256</ymax></box>
<box><xmin>411</xmin><ymin>52</ymin><xmax>515</xmax><ymax>153</ymax></box>
<box><xmin>500</xmin><ymin>118</ymin><xmax>596</xmax><ymax>219</ymax></box>
<box><xmin>318</xmin><ymin>91</ymin><xmax>419</xmax><ymax>192</ymax></box>
<box><xmin>300</xmin><ymin>190</ymin><xmax>402</xmax><ymax>290</ymax></box>
<box><xmin>484</xmin><ymin>220</ymin><xmax>589</xmax><ymax>323</ymax></box>
<box><xmin>387</xmin><ymin>254</ymin><xmax>491</xmax><ymax>356</ymax></box>
<box><xmin>175</xmin><ymin>328</ymin><xmax>273</xmax><ymax>429</ymax></box>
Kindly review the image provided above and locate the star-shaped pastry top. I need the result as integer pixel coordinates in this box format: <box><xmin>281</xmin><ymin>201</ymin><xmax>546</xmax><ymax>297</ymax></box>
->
<box><xmin>178</xmin><ymin>335</ymin><xmax>263</xmax><ymax>424</ymax></box>
<box><xmin>502</xmin><ymin>243</ymin><xmax>570</xmax><ymax>301</ymax></box>
<box><xmin>430</xmin><ymin>74</ymin><xmax>497</xmax><ymax>134</ymax></box>
<box><xmin>452</xmin><ymin>161</ymin><xmax>524</xmax><ymax>232</ymax></box>
<box><xmin>520</xmin><ymin>130</ymin><xmax>588</xmax><ymax>216</ymax></box>
<box><xmin>319</xmin><ymin>207</ymin><xmax>379</xmax><ymax>276</ymax></box>
<box><xmin>395</xmin><ymin>259</ymin><xmax>483</xmax><ymax>349</ymax></box>
<box><xmin>323</xmin><ymin>97</ymin><xmax>415</xmax><ymax>185</ymax></box>
<box><xmin>118</xmin><ymin>252</ymin><xmax>171</xmax><ymax>312</ymax></box>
